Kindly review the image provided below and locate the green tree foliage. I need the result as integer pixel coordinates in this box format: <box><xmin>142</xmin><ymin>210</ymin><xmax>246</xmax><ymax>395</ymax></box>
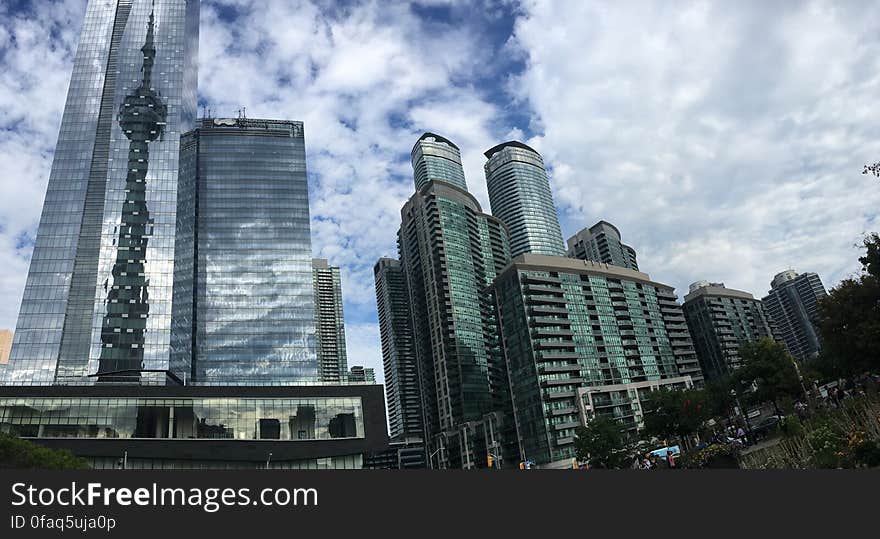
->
<box><xmin>859</xmin><ymin>232</ymin><xmax>880</xmax><ymax>279</ymax></box>
<box><xmin>734</xmin><ymin>338</ymin><xmax>803</xmax><ymax>410</ymax></box>
<box><xmin>642</xmin><ymin>387</ymin><xmax>712</xmax><ymax>444</ymax></box>
<box><xmin>0</xmin><ymin>432</ymin><xmax>90</xmax><ymax>470</ymax></box>
<box><xmin>817</xmin><ymin>233</ymin><xmax>880</xmax><ymax>377</ymax></box>
<box><xmin>702</xmin><ymin>378</ymin><xmax>735</xmax><ymax>417</ymax></box>
<box><xmin>574</xmin><ymin>416</ymin><xmax>629</xmax><ymax>469</ymax></box>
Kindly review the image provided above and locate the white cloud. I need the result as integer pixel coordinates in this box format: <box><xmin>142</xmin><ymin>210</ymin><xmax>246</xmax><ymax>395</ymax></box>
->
<box><xmin>509</xmin><ymin>0</ymin><xmax>880</xmax><ymax>297</ymax></box>
<box><xmin>0</xmin><ymin>0</ymin><xmax>84</xmax><ymax>329</ymax></box>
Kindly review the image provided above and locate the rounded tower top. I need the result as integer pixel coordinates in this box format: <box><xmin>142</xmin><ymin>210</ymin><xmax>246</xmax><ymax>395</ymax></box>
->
<box><xmin>771</xmin><ymin>270</ymin><xmax>799</xmax><ymax>288</ymax></box>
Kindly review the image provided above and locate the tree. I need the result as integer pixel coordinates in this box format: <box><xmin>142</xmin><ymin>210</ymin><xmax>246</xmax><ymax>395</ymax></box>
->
<box><xmin>734</xmin><ymin>338</ymin><xmax>803</xmax><ymax>413</ymax></box>
<box><xmin>0</xmin><ymin>432</ymin><xmax>90</xmax><ymax>469</ymax></box>
<box><xmin>574</xmin><ymin>416</ymin><xmax>629</xmax><ymax>469</ymax></box>
<box><xmin>703</xmin><ymin>378</ymin><xmax>735</xmax><ymax>417</ymax></box>
<box><xmin>859</xmin><ymin>232</ymin><xmax>880</xmax><ymax>279</ymax></box>
<box><xmin>642</xmin><ymin>387</ymin><xmax>713</xmax><ymax>448</ymax></box>
<box><xmin>817</xmin><ymin>234</ymin><xmax>880</xmax><ymax>377</ymax></box>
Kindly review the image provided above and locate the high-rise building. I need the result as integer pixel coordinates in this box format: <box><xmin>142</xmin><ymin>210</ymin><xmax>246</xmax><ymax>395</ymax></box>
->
<box><xmin>683</xmin><ymin>281</ymin><xmax>776</xmax><ymax>381</ymax></box>
<box><xmin>3</xmin><ymin>0</ymin><xmax>199</xmax><ymax>386</ymax></box>
<box><xmin>399</xmin><ymin>134</ymin><xmax>517</xmax><ymax>468</ymax></box>
<box><xmin>567</xmin><ymin>221</ymin><xmax>639</xmax><ymax>271</ymax></box>
<box><xmin>348</xmin><ymin>366</ymin><xmax>376</xmax><ymax>383</ymax></box>
<box><xmin>410</xmin><ymin>132</ymin><xmax>468</xmax><ymax>192</ymax></box>
<box><xmin>173</xmin><ymin>118</ymin><xmax>317</xmax><ymax>384</ymax></box>
<box><xmin>483</xmin><ymin>141</ymin><xmax>565</xmax><ymax>257</ymax></box>
<box><xmin>312</xmin><ymin>259</ymin><xmax>348</xmax><ymax>383</ymax></box>
<box><xmin>493</xmin><ymin>254</ymin><xmax>697</xmax><ymax>467</ymax></box>
<box><xmin>762</xmin><ymin>270</ymin><xmax>827</xmax><ymax>361</ymax></box>
<box><xmin>0</xmin><ymin>1</ymin><xmax>391</xmax><ymax>470</ymax></box>
<box><xmin>0</xmin><ymin>330</ymin><xmax>12</xmax><ymax>365</ymax></box>
<box><xmin>373</xmin><ymin>257</ymin><xmax>423</xmax><ymax>444</ymax></box>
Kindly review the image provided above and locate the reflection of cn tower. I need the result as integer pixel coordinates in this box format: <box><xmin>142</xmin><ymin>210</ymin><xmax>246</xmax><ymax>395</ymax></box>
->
<box><xmin>97</xmin><ymin>6</ymin><xmax>167</xmax><ymax>382</ymax></box>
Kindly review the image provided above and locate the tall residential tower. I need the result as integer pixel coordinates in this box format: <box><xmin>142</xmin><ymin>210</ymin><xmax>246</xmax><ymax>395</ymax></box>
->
<box><xmin>374</xmin><ymin>257</ymin><xmax>423</xmax><ymax>444</ymax></box>
<box><xmin>313</xmin><ymin>259</ymin><xmax>348</xmax><ymax>383</ymax></box>
<box><xmin>411</xmin><ymin>132</ymin><xmax>468</xmax><ymax>192</ymax></box>
<box><xmin>399</xmin><ymin>133</ymin><xmax>517</xmax><ymax>469</ymax></box>
<box><xmin>493</xmin><ymin>254</ymin><xmax>699</xmax><ymax>466</ymax></box>
<box><xmin>683</xmin><ymin>281</ymin><xmax>776</xmax><ymax>381</ymax></box>
<box><xmin>484</xmin><ymin>141</ymin><xmax>565</xmax><ymax>257</ymax></box>
<box><xmin>762</xmin><ymin>270</ymin><xmax>827</xmax><ymax>361</ymax></box>
<box><xmin>567</xmin><ymin>221</ymin><xmax>639</xmax><ymax>271</ymax></box>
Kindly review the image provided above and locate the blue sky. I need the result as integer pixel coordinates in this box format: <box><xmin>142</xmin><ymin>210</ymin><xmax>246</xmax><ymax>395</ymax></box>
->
<box><xmin>2</xmin><ymin>0</ymin><xmax>879</xmax><ymax>383</ymax></box>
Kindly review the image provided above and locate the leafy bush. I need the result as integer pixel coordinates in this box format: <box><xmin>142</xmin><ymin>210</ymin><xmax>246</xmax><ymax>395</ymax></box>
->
<box><xmin>846</xmin><ymin>430</ymin><xmax>880</xmax><ymax>468</ymax></box>
<box><xmin>805</xmin><ymin>424</ymin><xmax>845</xmax><ymax>468</ymax></box>
<box><xmin>777</xmin><ymin>415</ymin><xmax>805</xmax><ymax>438</ymax></box>
<box><xmin>681</xmin><ymin>443</ymin><xmax>738</xmax><ymax>469</ymax></box>
<box><xmin>0</xmin><ymin>432</ymin><xmax>90</xmax><ymax>470</ymax></box>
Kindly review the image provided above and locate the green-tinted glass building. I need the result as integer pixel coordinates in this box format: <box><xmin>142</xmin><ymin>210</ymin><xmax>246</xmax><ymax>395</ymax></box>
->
<box><xmin>411</xmin><ymin>132</ymin><xmax>468</xmax><ymax>192</ymax></box>
<box><xmin>484</xmin><ymin>141</ymin><xmax>565</xmax><ymax>257</ymax></box>
<box><xmin>493</xmin><ymin>254</ymin><xmax>697</xmax><ymax>467</ymax></box>
<box><xmin>566</xmin><ymin>221</ymin><xmax>639</xmax><ymax>271</ymax></box>
<box><xmin>399</xmin><ymin>148</ymin><xmax>517</xmax><ymax>468</ymax></box>
<box><xmin>683</xmin><ymin>281</ymin><xmax>776</xmax><ymax>381</ymax></box>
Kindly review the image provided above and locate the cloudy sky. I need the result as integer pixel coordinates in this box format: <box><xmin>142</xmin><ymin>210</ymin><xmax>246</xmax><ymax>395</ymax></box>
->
<box><xmin>1</xmin><ymin>0</ymin><xmax>879</xmax><ymax>382</ymax></box>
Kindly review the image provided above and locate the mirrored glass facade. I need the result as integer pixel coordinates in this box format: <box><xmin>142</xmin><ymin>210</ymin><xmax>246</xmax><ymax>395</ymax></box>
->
<box><xmin>484</xmin><ymin>142</ymin><xmax>565</xmax><ymax>257</ymax></box>
<box><xmin>3</xmin><ymin>0</ymin><xmax>199</xmax><ymax>385</ymax></box>
<box><xmin>0</xmin><ymin>396</ymin><xmax>363</xmax><ymax>441</ymax></box>
<box><xmin>174</xmin><ymin>118</ymin><xmax>318</xmax><ymax>384</ymax></box>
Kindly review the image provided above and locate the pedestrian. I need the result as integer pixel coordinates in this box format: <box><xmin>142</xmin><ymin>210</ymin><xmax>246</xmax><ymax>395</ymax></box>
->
<box><xmin>667</xmin><ymin>450</ymin><xmax>676</xmax><ymax>469</ymax></box>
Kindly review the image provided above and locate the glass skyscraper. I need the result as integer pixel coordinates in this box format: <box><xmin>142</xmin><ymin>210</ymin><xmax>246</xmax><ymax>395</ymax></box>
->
<box><xmin>176</xmin><ymin>118</ymin><xmax>317</xmax><ymax>385</ymax></box>
<box><xmin>484</xmin><ymin>141</ymin><xmax>565</xmax><ymax>257</ymax></box>
<box><xmin>410</xmin><ymin>132</ymin><xmax>468</xmax><ymax>192</ymax></box>
<box><xmin>0</xmin><ymin>1</ymin><xmax>395</xmax><ymax>470</ymax></box>
<box><xmin>3</xmin><ymin>0</ymin><xmax>199</xmax><ymax>385</ymax></box>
